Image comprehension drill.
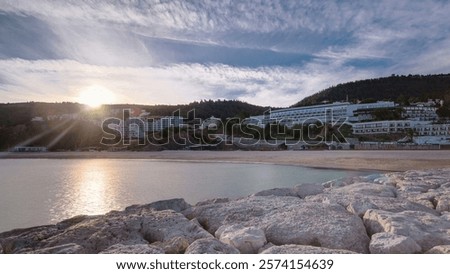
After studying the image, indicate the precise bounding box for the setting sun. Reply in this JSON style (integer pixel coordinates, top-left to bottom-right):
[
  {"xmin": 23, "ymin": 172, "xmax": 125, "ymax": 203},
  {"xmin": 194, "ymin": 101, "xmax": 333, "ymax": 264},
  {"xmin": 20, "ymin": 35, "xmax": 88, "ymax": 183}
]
[{"xmin": 78, "ymin": 85, "xmax": 115, "ymax": 108}]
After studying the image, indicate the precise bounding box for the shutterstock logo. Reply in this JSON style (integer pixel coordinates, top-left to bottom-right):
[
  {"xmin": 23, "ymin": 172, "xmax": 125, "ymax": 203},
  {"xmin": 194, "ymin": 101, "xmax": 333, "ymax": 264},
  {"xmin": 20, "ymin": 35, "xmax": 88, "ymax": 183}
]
[{"xmin": 100, "ymin": 108, "xmax": 349, "ymax": 147}]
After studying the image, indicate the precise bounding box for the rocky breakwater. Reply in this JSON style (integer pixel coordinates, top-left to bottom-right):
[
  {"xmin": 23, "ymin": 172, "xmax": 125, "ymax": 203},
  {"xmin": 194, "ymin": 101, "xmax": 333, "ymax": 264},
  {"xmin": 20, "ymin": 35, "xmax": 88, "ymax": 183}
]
[{"xmin": 1, "ymin": 169, "xmax": 449, "ymax": 254}]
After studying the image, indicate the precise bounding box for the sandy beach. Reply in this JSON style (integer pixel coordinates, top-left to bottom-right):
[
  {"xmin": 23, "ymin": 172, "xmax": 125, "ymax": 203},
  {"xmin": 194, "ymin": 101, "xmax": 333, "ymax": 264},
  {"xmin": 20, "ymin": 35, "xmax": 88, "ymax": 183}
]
[{"xmin": 1, "ymin": 150, "xmax": 450, "ymax": 172}]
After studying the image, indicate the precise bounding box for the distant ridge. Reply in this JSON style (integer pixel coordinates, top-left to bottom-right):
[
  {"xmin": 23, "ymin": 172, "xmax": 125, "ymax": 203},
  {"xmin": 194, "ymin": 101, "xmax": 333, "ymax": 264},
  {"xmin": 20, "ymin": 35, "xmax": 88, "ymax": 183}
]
[
  {"xmin": 106, "ymin": 99, "xmax": 268, "ymax": 120},
  {"xmin": 0, "ymin": 100, "xmax": 268, "ymax": 127},
  {"xmin": 293, "ymin": 74, "xmax": 450, "ymax": 107}
]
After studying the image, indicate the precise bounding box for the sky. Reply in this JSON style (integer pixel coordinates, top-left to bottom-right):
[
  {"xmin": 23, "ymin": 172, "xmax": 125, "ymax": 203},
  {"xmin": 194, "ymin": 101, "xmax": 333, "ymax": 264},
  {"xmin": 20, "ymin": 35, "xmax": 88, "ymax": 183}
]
[{"xmin": 1, "ymin": 0, "xmax": 450, "ymax": 107}]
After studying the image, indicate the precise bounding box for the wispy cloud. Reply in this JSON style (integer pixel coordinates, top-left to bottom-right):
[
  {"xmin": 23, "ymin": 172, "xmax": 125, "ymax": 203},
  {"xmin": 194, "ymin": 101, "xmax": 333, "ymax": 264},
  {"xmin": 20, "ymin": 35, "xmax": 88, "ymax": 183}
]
[{"xmin": 0, "ymin": 59, "xmax": 374, "ymax": 107}]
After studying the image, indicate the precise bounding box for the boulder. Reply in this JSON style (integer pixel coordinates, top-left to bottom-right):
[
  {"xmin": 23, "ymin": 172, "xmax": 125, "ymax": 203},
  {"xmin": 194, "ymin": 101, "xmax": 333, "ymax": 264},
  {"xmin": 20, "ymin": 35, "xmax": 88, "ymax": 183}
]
[
  {"xmin": 293, "ymin": 183, "xmax": 324, "ymax": 198},
  {"xmin": 257, "ymin": 242, "xmax": 276, "ymax": 253},
  {"xmin": 306, "ymin": 190, "xmax": 438, "ymax": 217},
  {"xmin": 384, "ymin": 169, "xmax": 450, "ymax": 212},
  {"xmin": 0, "ymin": 207, "xmax": 211, "ymax": 254},
  {"xmin": 363, "ymin": 209, "xmax": 450, "ymax": 251},
  {"xmin": 27, "ymin": 243, "xmax": 86, "ymax": 254},
  {"xmin": 136, "ymin": 210, "xmax": 212, "ymax": 245},
  {"xmin": 435, "ymin": 196, "xmax": 450, "ymax": 213},
  {"xmin": 196, "ymin": 198, "xmax": 230, "ymax": 206},
  {"xmin": 0, "ymin": 225, "xmax": 65, "ymax": 254},
  {"xmin": 125, "ymin": 198, "xmax": 191, "ymax": 213},
  {"xmin": 183, "ymin": 196, "xmax": 370, "ymax": 253},
  {"xmin": 425, "ymin": 245, "xmax": 450, "ymax": 254},
  {"xmin": 386, "ymin": 170, "xmax": 445, "ymax": 192},
  {"xmin": 369, "ymin": 233, "xmax": 421, "ymax": 254},
  {"xmin": 151, "ymin": 236, "xmax": 190, "ymax": 254},
  {"xmin": 325, "ymin": 182, "xmax": 397, "ymax": 198},
  {"xmin": 100, "ymin": 244, "xmax": 164, "ymax": 254},
  {"xmin": 252, "ymin": 184, "xmax": 324, "ymax": 198},
  {"xmin": 346, "ymin": 200, "xmax": 379, "ymax": 218},
  {"xmin": 0, "ymin": 243, "xmax": 3, "ymax": 254},
  {"xmin": 264, "ymin": 203, "xmax": 369, "ymax": 253},
  {"xmin": 260, "ymin": 244, "xmax": 356, "ymax": 254},
  {"xmin": 399, "ymin": 192, "xmax": 436, "ymax": 210},
  {"xmin": 323, "ymin": 174, "xmax": 382, "ymax": 188},
  {"xmin": 56, "ymin": 215, "xmax": 93, "ymax": 229},
  {"xmin": 252, "ymin": 188, "xmax": 299, "ymax": 198},
  {"xmin": 392, "ymin": 176, "xmax": 450, "ymax": 213},
  {"xmin": 185, "ymin": 238, "xmax": 239, "ymax": 254},
  {"xmin": 215, "ymin": 224, "xmax": 266, "ymax": 254}
]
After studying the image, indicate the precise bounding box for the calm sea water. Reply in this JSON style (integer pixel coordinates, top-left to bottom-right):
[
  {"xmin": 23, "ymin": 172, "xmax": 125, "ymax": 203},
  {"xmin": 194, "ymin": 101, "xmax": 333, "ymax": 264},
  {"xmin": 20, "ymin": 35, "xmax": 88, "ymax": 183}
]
[{"xmin": 0, "ymin": 159, "xmax": 371, "ymax": 233}]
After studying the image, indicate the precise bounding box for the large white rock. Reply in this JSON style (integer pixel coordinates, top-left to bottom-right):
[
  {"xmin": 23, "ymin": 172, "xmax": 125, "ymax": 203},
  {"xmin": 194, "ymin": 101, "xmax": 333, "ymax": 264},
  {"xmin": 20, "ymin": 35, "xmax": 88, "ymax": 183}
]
[
  {"xmin": 215, "ymin": 224, "xmax": 266, "ymax": 254},
  {"xmin": 252, "ymin": 188, "xmax": 299, "ymax": 198},
  {"xmin": 196, "ymin": 198, "xmax": 230, "ymax": 206},
  {"xmin": 400, "ymin": 192, "xmax": 436, "ymax": 210},
  {"xmin": 308, "ymin": 193, "xmax": 437, "ymax": 217},
  {"xmin": 0, "ymin": 225, "xmax": 65, "ymax": 254},
  {"xmin": 0, "ymin": 207, "xmax": 211, "ymax": 254},
  {"xmin": 363, "ymin": 209, "xmax": 450, "ymax": 251},
  {"xmin": 183, "ymin": 196, "xmax": 370, "ymax": 253},
  {"xmin": 125, "ymin": 198, "xmax": 191, "ymax": 213},
  {"xmin": 325, "ymin": 182, "xmax": 397, "ymax": 198},
  {"xmin": 27, "ymin": 243, "xmax": 85, "ymax": 254},
  {"xmin": 293, "ymin": 184, "xmax": 324, "ymax": 198},
  {"xmin": 425, "ymin": 245, "xmax": 450, "ymax": 254},
  {"xmin": 100, "ymin": 244, "xmax": 164, "ymax": 254},
  {"xmin": 151, "ymin": 236, "xmax": 190, "ymax": 254},
  {"xmin": 369, "ymin": 233, "xmax": 421, "ymax": 254},
  {"xmin": 185, "ymin": 238, "xmax": 240, "ymax": 254},
  {"xmin": 252, "ymin": 184, "xmax": 324, "ymax": 198},
  {"xmin": 384, "ymin": 169, "xmax": 450, "ymax": 213},
  {"xmin": 260, "ymin": 244, "xmax": 356, "ymax": 254},
  {"xmin": 385, "ymin": 170, "xmax": 445, "ymax": 192},
  {"xmin": 435, "ymin": 196, "xmax": 450, "ymax": 213},
  {"xmin": 306, "ymin": 185, "xmax": 438, "ymax": 217}
]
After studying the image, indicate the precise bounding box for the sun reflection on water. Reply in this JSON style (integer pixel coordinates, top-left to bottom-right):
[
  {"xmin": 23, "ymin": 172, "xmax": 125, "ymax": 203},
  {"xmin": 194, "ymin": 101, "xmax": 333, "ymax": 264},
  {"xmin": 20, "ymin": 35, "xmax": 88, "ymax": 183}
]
[{"xmin": 50, "ymin": 160, "xmax": 123, "ymax": 222}]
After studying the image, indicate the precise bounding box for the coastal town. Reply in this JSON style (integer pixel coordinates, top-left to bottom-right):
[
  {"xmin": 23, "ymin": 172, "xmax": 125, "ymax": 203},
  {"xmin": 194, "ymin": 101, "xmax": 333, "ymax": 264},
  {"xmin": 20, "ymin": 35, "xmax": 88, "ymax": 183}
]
[{"xmin": 11, "ymin": 97, "xmax": 450, "ymax": 153}]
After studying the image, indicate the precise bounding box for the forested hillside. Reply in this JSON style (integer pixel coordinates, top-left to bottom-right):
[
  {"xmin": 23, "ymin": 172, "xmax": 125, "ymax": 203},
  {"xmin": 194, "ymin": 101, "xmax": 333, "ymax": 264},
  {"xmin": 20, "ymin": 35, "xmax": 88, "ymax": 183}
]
[{"xmin": 293, "ymin": 74, "xmax": 450, "ymax": 107}]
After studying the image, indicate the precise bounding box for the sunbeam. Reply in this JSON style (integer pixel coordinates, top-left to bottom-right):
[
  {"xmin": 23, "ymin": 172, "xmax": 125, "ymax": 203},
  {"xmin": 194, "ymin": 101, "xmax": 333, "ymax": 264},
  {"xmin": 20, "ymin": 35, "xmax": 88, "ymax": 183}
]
[{"xmin": 46, "ymin": 120, "xmax": 79, "ymax": 149}]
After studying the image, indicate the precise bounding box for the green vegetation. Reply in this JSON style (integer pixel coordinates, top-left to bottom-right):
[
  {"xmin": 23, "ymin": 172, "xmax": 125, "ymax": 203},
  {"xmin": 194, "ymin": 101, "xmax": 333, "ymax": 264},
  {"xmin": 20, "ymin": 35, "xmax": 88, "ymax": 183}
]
[
  {"xmin": 0, "ymin": 102, "xmax": 83, "ymax": 127},
  {"xmin": 437, "ymin": 102, "xmax": 450, "ymax": 119},
  {"xmin": 371, "ymin": 108, "xmax": 403, "ymax": 121},
  {"xmin": 106, "ymin": 99, "xmax": 268, "ymax": 120},
  {"xmin": 0, "ymin": 119, "xmax": 103, "ymax": 151},
  {"xmin": 0, "ymin": 100, "xmax": 268, "ymax": 151},
  {"xmin": 293, "ymin": 74, "xmax": 450, "ymax": 108}
]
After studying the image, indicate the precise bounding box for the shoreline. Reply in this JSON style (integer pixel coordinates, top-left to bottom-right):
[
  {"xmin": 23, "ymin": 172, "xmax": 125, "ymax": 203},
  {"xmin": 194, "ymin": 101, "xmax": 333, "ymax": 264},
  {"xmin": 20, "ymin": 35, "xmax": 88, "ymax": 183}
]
[{"xmin": 1, "ymin": 150, "xmax": 450, "ymax": 172}]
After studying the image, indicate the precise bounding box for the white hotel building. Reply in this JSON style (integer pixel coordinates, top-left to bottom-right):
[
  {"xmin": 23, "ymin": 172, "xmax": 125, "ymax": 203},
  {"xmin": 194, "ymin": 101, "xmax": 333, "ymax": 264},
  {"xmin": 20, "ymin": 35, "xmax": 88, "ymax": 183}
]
[
  {"xmin": 246, "ymin": 100, "xmax": 450, "ymax": 146},
  {"xmin": 121, "ymin": 116, "xmax": 185, "ymax": 138},
  {"xmin": 352, "ymin": 120, "xmax": 450, "ymax": 145},
  {"xmin": 248, "ymin": 101, "xmax": 396, "ymax": 127}
]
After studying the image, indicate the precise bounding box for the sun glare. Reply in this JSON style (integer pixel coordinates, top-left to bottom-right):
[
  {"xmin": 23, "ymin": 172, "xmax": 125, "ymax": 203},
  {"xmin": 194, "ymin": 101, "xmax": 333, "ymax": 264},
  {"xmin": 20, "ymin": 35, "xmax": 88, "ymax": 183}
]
[{"xmin": 78, "ymin": 85, "xmax": 115, "ymax": 108}]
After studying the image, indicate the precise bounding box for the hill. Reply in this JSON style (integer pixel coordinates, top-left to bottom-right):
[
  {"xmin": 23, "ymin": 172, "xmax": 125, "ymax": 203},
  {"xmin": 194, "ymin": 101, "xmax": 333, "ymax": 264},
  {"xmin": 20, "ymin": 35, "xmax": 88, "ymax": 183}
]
[
  {"xmin": 106, "ymin": 99, "xmax": 268, "ymax": 120},
  {"xmin": 293, "ymin": 74, "xmax": 450, "ymax": 107},
  {"xmin": 0, "ymin": 100, "xmax": 268, "ymax": 151}
]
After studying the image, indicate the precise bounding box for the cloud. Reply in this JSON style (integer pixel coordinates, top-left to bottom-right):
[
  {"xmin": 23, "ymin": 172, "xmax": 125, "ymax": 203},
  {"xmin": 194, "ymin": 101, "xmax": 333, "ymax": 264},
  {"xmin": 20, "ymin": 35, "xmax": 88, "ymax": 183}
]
[
  {"xmin": 3, "ymin": 1, "xmax": 450, "ymax": 58},
  {"xmin": 0, "ymin": 0, "xmax": 346, "ymax": 33},
  {"xmin": 3, "ymin": 0, "xmax": 447, "ymax": 53},
  {"xmin": 1, "ymin": 0, "xmax": 450, "ymax": 106},
  {"xmin": 0, "ymin": 59, "xmax": 375, "ymax": 107},
  {"xmin": 3, "ymin": 1, "xmax": 449, "ymax": 64}
]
